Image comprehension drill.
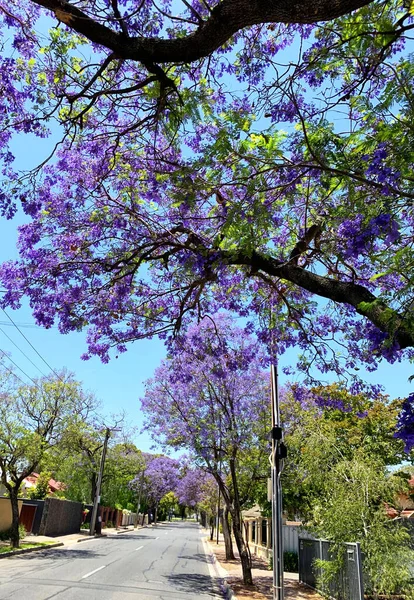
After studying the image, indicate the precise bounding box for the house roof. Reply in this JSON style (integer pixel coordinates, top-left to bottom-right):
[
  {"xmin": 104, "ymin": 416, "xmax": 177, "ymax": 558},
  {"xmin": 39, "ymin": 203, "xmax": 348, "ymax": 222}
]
[{"xmin": 24, "ymin": 473, "xmax": 65, "ymax": 492}]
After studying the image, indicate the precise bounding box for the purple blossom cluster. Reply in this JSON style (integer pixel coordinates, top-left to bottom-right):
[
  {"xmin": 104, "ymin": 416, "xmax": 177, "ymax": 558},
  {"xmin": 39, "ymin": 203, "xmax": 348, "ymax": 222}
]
[
  {"xmin": 0, "ymin": 0, "xmax": 411, "ymax": 395},
  {"xmin": 394, "ymin": 394, "xmax": 414, "ymax": 453},
  {"xmin": 336, "ymin": 213, "xmax": 400, "ymax": 260}
]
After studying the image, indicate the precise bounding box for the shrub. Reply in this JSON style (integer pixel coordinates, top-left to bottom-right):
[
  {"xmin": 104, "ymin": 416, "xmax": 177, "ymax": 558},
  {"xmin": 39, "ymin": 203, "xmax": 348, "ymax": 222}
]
[
  {"xmin": 0, "ymin": 524, "xmax": 26, "ymax": 542},
  {"xmin": 268, "ymin": 551, "xmax": 299, "ymax": 573},
  {"xmin": 284, "ymin": 551, "xmax": 299, "ymax": 572}
]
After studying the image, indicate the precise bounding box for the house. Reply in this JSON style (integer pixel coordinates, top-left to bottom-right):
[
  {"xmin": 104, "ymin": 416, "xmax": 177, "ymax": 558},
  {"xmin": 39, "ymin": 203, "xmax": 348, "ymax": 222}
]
[
  {"xmin": 21, "ymin": 473, "xmax": 66, "ymax": 497},
  {"xmin": 386, "ymin": 474, "xmax": 414, "ymax": 519}
]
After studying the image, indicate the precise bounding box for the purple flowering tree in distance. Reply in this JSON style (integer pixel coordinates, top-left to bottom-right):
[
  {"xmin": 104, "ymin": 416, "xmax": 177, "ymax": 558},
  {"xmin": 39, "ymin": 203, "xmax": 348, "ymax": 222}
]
[
  {"xmin": 0, "ymin": 2, "xmax": 414, "ymax": 440},
  {"xmin": 131, "ymin": 455, "xmax": 180, "ymax": 523},
  {"xmin": 141, "ymin": 315, "xmax": 270, "ymax": 585},
  {"xmin": 175, "ymin": 468, "xmax": 208, "ymax": 510}
]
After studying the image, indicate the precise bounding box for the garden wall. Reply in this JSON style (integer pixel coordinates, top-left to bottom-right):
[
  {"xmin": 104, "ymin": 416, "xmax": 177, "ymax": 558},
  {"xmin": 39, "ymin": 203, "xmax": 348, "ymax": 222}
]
[
  {"xmin": 39, "ymin": 497, "xmax": 83, "ymax": 536},
  {"xmin": 0, "ymin": 497, "xmax": 22, "ymax": 532}
]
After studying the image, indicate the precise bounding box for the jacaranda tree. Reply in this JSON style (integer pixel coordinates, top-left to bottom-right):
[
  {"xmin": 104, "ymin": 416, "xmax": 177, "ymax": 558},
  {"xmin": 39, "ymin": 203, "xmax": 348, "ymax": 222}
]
[
  {"xmin": 0, "ymin": 2, "xmax": 413, "ymax": 441},
  {"xmin": 141, "ymin": 315, "xmax": 270, "ymax": 585},
  {"xmin": 130, "ymin": 455, "xmax": 181, "ymax": 523}
]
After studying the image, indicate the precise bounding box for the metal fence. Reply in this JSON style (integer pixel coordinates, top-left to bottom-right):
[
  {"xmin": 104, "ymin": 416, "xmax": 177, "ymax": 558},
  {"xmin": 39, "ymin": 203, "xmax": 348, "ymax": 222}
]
[{"xmin": 299, "ymin": 537, "xmax": 364, "ymax": 600}]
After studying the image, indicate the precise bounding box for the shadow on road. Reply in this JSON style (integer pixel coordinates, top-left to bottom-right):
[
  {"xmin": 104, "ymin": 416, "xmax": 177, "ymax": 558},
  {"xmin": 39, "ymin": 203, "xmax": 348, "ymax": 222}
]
[
  {"xmin": 166, "ymin": 573, "xmax": 216, "ymax": 596},
  {"xmin": 105, "ymin": 535, "xmax": 158, "ymax": 540},
  {"xmin": 178, "ymin": 553, "xmax": 209, "ymax": 563}
]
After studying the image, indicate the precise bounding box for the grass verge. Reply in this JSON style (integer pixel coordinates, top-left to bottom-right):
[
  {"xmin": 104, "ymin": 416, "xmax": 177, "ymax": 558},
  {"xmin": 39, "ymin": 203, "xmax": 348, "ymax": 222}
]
[{"xmin": 0, "ymin": 541, "xmax": 55, "ymax": 554}]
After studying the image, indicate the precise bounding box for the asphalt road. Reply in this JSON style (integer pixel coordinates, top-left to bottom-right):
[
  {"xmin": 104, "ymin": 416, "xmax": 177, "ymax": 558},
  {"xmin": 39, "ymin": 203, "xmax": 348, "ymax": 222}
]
[{"xmin": 0, "ymin": 522, "xmax": 223, "ymax": 599}]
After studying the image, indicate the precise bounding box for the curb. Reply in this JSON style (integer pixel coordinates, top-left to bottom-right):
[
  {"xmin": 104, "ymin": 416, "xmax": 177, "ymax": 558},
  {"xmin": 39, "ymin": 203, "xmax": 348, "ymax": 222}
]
[
  {"xmin": 116, "ymin": 527, "xmax": 135, "ymax": 534},
  {"xmin": 76, "ymin": 527, "xmax": 136, "ymax": 541},
  {"xmin": 202, "ymin": 536, "xmax": 237, "ymax": 600},
  {"xmin": 0, "ymin": 542, "xmax": 64, "ymax": 559},
  {"xmin": 77, "ymin": 535, "xmax": 105, "ymax": 543}
]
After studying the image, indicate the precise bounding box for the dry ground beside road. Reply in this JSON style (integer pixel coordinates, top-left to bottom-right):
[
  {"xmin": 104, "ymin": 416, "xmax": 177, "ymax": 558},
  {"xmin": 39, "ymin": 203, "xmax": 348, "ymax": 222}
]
[{"xmin": 207, "ymin": 539, "xmax": 322, "ymax": 600}]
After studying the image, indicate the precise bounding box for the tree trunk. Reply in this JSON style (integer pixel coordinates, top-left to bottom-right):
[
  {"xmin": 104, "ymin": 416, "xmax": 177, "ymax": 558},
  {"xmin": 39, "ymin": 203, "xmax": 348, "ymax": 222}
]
[
  {"xmin": 222, "ymin": 506, "xmax": 235, "ymax": 560},
  {"xmin": 210, "ymin": 516, "xmax": 215, "ymax": 541},
  {"xmin": 231, "ymin": 508, "xmax": 253, "ymax": 585},
  {"xmin": 9, "ymin": 487, "xmax": 21, "ymax": 549}
]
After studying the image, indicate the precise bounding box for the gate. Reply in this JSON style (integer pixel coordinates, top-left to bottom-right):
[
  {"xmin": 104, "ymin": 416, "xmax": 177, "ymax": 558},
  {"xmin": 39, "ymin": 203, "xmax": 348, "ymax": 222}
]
[{"xmin": 19, "ymin": 504, "xmax": 37, "ymax": 533}]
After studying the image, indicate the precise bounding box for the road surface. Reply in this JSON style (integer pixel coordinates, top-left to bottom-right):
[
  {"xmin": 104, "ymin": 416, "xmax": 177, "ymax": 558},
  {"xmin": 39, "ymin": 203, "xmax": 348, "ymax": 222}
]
[{"xmin": 0, "ymin": 521, "xmax": 223, "ymax": 599}]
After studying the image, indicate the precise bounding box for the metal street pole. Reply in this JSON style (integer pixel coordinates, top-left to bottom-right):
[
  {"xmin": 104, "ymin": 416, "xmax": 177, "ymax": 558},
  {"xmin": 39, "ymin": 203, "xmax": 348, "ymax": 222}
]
[
  {"xmin": 216, "ymin": 418, "xmax": 222, "ymax": 545},
  {"xmin": 216, "ymin": 487, "xmax": 221, "ymax": 544},
  {"xmin": 89, "ymin": 427, "xmax": 111, "ymax": 536},
  {"xmin": 270, "ymin": 363, "xmax": 286, "ymax": 600}
]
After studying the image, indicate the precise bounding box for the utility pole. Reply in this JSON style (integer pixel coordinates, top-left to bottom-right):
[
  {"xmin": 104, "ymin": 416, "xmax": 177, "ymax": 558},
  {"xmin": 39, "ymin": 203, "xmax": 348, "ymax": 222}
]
[
  {"xmin": 134, "ymin": 469, "xmax": 145, "ymax": 528},
  {"xmin": 270, "ymin": 363, "xmax": 286, "ymax": 600},
  {"xmin": 89, "ymin": 427, "xmax": 111, "ymax": 536}
]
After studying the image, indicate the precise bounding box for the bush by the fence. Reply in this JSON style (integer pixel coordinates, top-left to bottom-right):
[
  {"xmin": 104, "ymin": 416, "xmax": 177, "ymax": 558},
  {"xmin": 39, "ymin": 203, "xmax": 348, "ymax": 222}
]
[
  {"xmin": 0, "ymin": 524, "xmax": 26, "ymax": 542},
  {"xmin": 268, "ymin": 551, "xmax": 299, "ymax": 573},
  {"xmin": 284, "ymin": 551, "xmax": 299, "ymax": 572}
]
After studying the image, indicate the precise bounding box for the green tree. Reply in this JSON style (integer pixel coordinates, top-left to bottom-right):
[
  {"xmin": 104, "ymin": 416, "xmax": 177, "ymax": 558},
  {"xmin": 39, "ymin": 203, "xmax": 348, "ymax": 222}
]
[
  {"xmin": 101, "ymin": 443, "xmax": 145, "ymax": 509},
  {"xmin": 280, "ymin": 385, "xmax": 414, "ymax": 597},
  {"xmin": 0, "ymin": 370, "xmax": 94, "ymax": 548},
  {"xmin": 26, "ymin": 471, "xmax": 52, "ymax": 500},
  {"xmin": 158, "ymin": 491, "xmax": 179, "ymax": 521}
]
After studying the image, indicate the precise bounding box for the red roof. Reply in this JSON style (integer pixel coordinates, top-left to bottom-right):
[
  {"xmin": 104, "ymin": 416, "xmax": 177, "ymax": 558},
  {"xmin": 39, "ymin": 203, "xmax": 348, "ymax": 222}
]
[{"xmin": 24, "ymin": 473, "xmax": 65, "ymax": 493}]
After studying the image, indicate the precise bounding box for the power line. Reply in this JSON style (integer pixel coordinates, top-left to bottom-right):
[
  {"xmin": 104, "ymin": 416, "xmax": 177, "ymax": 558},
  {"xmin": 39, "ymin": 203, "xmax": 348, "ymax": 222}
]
[
  {"xmin": 0, "ymin": 320, "xmax": 56, "ymax": 329},
  {"xmin": 0, "ymin": 349, "xmax": 40, "ymax": 387},
  {"xmin": 0, "ymin": 359, "xmax": 28, "ymax": 388},
  {"xmin": 0, "ymin": 326, "xmax": 48, "ymax": 378},
  {"xmin": 1, "ymin": 309, "xmax": 65, "ymax": 383}
]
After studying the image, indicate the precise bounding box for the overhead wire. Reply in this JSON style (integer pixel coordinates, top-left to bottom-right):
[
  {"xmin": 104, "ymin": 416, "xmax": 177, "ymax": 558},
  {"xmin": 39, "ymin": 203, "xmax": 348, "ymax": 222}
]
[
  {"xmin": 0, "ymin": 326, "xmax": 49, "ymax": 378},
  {"xmin": 1, "ymin": 309, "xmax": 65, "ymax": 383},
  {"xmin": 0, "ymin": 358, "xmax": 28, "ymax": 387},
  {"xmin": 0, "ymin": 349, "xmax": 40, "ymax": 387}
]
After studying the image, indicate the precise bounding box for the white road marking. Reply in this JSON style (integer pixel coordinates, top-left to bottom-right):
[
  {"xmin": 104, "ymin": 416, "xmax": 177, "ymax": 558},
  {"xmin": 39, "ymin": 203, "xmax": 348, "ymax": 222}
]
[
  {"xmin": 164, "ymin": 532, "xmax": 168, "ymax": 535},
  {"xmin": 155, "ymin": 536, "xmax": 159, "ymax": 540},
  {"xmin": 134, "ymin": 545, "xmax": 144, "ymax": 551},
  {"xmin": 81, "ymin": 565, "xmax": 106, "ymax": 579}
]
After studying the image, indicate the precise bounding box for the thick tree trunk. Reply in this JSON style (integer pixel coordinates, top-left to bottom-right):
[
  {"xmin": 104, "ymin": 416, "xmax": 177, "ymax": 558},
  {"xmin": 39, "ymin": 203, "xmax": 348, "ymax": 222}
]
[
  {"xmin": 231, "ymin": 508, "xmax": 253, "ymax": 585},
  {"xmin": 222, "ymin": 506, "xmax": 235, "ymax": 560},
  {"xmin": 9, "ymin": 488, "xmax": 21, "ymax": 549}
]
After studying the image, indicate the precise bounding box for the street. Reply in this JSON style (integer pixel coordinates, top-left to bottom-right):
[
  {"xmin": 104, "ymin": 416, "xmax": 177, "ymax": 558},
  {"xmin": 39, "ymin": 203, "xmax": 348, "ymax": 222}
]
[{"xmin": 0, "ymin": 522, "xmax": 223, "ymax": 599}]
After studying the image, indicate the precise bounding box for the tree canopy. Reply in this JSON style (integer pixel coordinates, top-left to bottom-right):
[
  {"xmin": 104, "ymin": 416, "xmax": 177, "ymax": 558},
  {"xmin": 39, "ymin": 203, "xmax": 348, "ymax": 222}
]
[
  {"xmin": 141, "ymin": 315, "xmax": 270, "ymax": 583},
  {"xmin": 0, "ymin": 369, "xmax": 95, "ymax": 546},
  {"xmin": 0, "ymin": 2, "xmax": 414, "ymax": 410},
  {"xmin": 279, "ymin": 384, "xmax": 413, "ymax": 596}
]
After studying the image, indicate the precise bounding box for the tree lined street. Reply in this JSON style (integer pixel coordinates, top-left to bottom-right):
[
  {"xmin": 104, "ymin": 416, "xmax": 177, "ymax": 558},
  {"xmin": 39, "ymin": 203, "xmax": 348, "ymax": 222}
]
[{"xmin": 0, "ymin": 523, "xmax": 221, "ymax": 600}]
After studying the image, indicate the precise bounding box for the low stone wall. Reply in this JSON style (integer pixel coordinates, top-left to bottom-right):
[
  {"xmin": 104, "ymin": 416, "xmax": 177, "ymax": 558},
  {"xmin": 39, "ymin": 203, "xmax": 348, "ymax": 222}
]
[{"xmin": 39, "ymin": 497, "xmax": 83, "ymax": 536}]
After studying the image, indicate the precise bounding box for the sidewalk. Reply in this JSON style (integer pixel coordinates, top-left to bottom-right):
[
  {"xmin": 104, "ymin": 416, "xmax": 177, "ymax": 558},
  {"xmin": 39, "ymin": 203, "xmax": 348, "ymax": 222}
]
[
  {"xmin": 23, "ymin": 524, "xmax": 137, "ymax": 547},
  {"xmin": 207, "ymin": 538, "xmax": 322, "ymax": 600}
]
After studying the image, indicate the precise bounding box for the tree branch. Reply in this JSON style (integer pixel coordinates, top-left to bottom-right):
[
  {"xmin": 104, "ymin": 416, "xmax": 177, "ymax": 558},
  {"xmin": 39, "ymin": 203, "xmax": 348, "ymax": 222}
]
[
  {"xmin": 32, "ymin": 0, "xmax": 374, "ymax": 65},
  {"xmin": 220, "ymin": 248, "xmax": 414, "ymax": 349}
]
